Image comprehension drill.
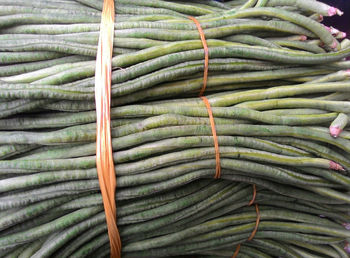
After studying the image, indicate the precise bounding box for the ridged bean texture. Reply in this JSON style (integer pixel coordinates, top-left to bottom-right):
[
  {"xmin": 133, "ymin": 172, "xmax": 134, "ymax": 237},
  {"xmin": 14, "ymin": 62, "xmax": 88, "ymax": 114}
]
[{"xmin": 0, "ymin": 0, "xmax": 350, "ymax": 257}]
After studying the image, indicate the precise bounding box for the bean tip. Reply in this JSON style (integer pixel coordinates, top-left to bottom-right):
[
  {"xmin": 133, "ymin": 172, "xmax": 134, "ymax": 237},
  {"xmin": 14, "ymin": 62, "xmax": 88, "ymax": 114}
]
[
  {"xmin": 300, "ymin": 35, "xmax": 307, "ymax": 41},
  {"xmin": 337, "ymin": 31, "xmax": 347, "ymax": 39},
  {"xmin": 343, "ymin": 223, "xmax": 350, "ymax": 230},
  {"xmin": 329, "ymin": 126, "xmax": 342, "ymax": 138},
  {"xmin": 330, "ymin": 26, "xmax": 339, "ymax": 35},
  {"xmin": 336, "ymin": 8, "xmax": 344, "ymax": 16},
  {"xmin": 318, "ymin": 15, "xmax": 323, "ymax": 22},
  {"xmin": 345, "ymin": 242, "xmax": 350, "ymax": 254},
  {"xmin": 328, "ymin": 7, "xmax": 337, "ymax": 16},
  {"xmin": 329, "ymin": 161, "xmax": 345, "ymax": 171},
  {"xmin": 331, "ymin": 40, "xmax": 338, "ymax": 49},
  {"xmin": 327, "ymin": 7, "xmax": 343, "ymax": 16}
]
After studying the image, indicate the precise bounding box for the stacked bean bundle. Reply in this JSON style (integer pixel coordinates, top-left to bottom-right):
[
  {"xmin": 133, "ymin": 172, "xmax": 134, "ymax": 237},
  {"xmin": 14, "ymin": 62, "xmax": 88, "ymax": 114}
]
[{"xmin": 1, "ymin": 0, "xmax": 350, "ymax": 257}]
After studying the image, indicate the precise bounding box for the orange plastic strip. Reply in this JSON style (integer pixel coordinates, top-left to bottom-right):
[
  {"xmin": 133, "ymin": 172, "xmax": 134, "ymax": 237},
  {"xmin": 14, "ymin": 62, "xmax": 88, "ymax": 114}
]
[
  {"xmin": 188, "ymin": 16, "xmax": 209, "ymax": 96},
  {"xmin": 232, "ymin": 244, "xmax": 241, "ymax": 258},
  {"xmin": 95, "ymin": 0, "xmax": 122, "ymax": 257},
  {"xmin": 201, "ymin": 96, "xmax": 221, "ymax": 179},
  {"xmin": 248, "ymin": 204, "xmax": 261, "ymax": 241},
  {"xmin": 248, "ymin": 184, "xmax": 257, "ymax": 206}
]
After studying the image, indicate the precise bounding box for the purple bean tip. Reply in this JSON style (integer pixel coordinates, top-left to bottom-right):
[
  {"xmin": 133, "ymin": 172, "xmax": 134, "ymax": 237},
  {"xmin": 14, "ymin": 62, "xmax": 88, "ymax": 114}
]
[
  {"xmin": 329, "ymin": 161, "xmax": 345, "ymax": 171},
  {"xmin": 331, "ymin": 39, "xmax": 338, "ymax": 49},
  {"xmin": 338, "ymin": 32, "xmax": 347, "ymax": 39},
  {"xmin": 343, "ymin": 223, "xmax": 350, "ymax": 230},
  {"xmin": 328, "ymin": 7, "xmax": 337, "ymax": 16},
  {"xmin": 345, "ymin": 242, "xmax": 350, "ymax": 254},
  {"xmin": 329, "ymin": 126, "xmax": 342, "ymax": 138}
]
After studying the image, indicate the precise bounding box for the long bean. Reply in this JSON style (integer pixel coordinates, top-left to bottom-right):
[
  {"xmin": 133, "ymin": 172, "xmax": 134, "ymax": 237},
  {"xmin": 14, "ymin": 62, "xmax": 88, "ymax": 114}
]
[{"xmin": 1, "ymin": 1, "xmax": 350, "ymax": 257}]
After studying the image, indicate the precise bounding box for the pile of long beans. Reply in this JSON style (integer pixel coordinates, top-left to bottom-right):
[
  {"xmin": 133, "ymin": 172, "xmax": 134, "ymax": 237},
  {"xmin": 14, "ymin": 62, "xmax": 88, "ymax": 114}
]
[{"xmin": 1, "ymin": 0, "xmax": 350, "ymax": 257}]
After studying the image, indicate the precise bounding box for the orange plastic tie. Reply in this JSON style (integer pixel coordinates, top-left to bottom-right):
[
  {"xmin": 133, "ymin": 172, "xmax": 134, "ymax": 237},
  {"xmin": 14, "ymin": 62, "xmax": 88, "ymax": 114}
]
[
  {"xmin": 200, "ymin": 96, "xmax": 221, "ymax": 179},
  {"xmin": 231, "ymin": 244, "xmax": 241, "ymax": 258},
  {"xmin": 95, "ymin": 0, "xmax": 122, "ymax": 257},
  {"xmin": 188, "ymin": 16, "xmax": 209, "ymax": 96},
  {"xmin": 248, "ymin": 184, "xmax": 257, "ymax": 206},
  {"xmin": 248, "ymin": 203, "xmax": 261, "ymax": 241}
]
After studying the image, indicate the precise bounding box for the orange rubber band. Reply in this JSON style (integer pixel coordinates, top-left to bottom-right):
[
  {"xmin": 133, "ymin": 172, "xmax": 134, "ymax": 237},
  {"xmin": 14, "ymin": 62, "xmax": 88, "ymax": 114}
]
[
  {"xmin": 188, "ymin": 16, "xmax": 209, "ymax": 96},
  {"xmin": 232, "ymin": 186, "xmax": 259, "ymax": 257},
  {"xmin": 231, "ymin": 244, "xmax": 241, "ymax": 258},
  {"xmin": 248, "ymin": 204, "xmax": 261, "ymax": 241},
  {"xmin": 189, "ymin": 16, "xmax": 220, "ymax": 179},
  {"xmin": 248, "ymin": 184, "xmax": 257, "ymax": 206},
  {"xmin": 200, "ymin": 96, "xmax": 221, "ymax": 179},
  {"xmin": 95, "ymin": 0, "xmax": 121, "ymax": 257}
]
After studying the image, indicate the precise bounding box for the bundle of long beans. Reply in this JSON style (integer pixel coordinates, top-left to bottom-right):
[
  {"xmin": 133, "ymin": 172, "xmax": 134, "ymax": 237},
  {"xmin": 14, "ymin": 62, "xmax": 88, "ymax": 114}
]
[{"xmin": 1, "ymin": 0, "xmax": 350, "ymax": 257}]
